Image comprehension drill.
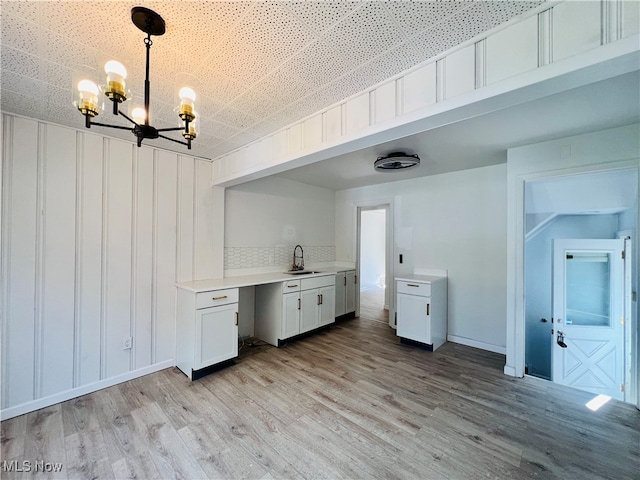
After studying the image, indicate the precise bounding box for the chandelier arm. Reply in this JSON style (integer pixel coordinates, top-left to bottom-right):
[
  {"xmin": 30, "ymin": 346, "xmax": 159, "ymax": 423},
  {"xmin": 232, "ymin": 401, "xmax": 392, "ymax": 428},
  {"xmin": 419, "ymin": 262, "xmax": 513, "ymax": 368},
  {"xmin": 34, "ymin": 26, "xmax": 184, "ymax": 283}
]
[
  {"xmin": 156, "ymin": 126, "xmax": 186, "ymax": 133},
  {"xmin": 157, "ymin": 133, "xmax": 189, "ymax": 146},
  {"xmin": 118, "ymin": 110, "xmax": 140, "ymax": 127},
  {"xmin": 89, "ymin": 121, "xmax": 136, "ymax": 132}
]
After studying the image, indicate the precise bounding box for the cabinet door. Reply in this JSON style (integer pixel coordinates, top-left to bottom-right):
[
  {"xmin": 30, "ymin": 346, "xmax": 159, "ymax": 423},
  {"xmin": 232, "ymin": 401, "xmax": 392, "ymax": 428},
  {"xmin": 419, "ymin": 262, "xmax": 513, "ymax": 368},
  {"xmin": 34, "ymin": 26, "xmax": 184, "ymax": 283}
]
[
  {"xmin": 195, "ymin": 303, "xmax": 238, "ymax": 369},
  {"xmin": 335, "ymin": 272, "xmax": 346, "ymax": 316},
  {"xmin": 300, "ymin": 288, "xmax": 320, "ymax": 334},
  {"xmin": 396, "ymin": 293, "xmax": 430, "ymax": 343},
  {"xmin": 319, "ymin": 285, "xmax": 336, "ymax": 326},
  {"xmin": 282, "ymin": 292, "xmax": 300, "ymax": 339},
  {"xmin": 345, "ymin": 270, "xmax": 357, "ymax": 313}
]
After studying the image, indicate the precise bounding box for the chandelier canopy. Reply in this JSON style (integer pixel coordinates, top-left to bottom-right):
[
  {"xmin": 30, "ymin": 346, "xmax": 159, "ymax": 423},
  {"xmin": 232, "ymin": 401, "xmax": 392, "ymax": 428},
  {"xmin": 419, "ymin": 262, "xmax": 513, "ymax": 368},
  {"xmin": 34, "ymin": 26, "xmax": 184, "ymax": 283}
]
[{"xmin": 75, "ymin": 7, "xmax": 197, "ymax": 149}]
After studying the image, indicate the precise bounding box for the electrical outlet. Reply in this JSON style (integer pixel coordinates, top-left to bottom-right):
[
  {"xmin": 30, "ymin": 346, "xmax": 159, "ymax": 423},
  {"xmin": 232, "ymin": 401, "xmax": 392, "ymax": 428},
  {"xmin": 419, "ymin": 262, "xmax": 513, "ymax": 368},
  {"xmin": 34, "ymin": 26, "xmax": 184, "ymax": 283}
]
[{"xmin": 122, "ymin": 336, "xmax": 132, "ymax": 350}]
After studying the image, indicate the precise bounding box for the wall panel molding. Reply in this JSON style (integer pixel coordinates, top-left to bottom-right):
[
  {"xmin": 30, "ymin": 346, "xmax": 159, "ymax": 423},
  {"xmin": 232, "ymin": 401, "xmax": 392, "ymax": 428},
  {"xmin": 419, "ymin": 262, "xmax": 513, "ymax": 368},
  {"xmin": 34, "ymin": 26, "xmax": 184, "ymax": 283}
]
[
  {"xmin": 1, "ymin": 114, "xmax": 214, "ymax": 419},
  {"xmin": 73, "ymin": 131, "xmax": 83, "ymax": 388},
  {"xmin": 34, "ymin": 121, "xmax": 45, "ymax": 398},
  {"xmin": 100, "ymin": 137, "xmax": 109, "ymax": 380}
]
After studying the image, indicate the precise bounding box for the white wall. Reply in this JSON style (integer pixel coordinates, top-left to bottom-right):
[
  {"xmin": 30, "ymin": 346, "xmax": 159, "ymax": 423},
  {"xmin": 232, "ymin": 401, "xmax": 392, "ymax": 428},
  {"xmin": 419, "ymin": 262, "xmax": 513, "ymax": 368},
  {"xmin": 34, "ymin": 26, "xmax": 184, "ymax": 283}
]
[
  {"xmin": 360, "ymin": 209, "xmax": 386, "ymax": 290},
  {"xmin": 224, "ymin": 176, "xmax": 335, "ymax": 273},
  {"xmin": 1, "ymin": 114, "xmax": 215, "ymax": 419},
  {"xmin": 525, "ymin": 214, "xmax": 621, "ymax": 379},
  {"xmin": 336, "ymin": 164, "xmax": 507, "ymax": 352}
]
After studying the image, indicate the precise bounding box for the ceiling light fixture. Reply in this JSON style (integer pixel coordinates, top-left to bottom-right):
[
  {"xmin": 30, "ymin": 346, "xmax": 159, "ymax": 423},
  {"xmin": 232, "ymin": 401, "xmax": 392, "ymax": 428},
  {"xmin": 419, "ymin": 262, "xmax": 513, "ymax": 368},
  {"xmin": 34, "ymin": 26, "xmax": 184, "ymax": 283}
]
[
  {"xmin": 374, "ymin": 152, "xmax": 420, "ymax": 172},
  {"xmin": 74, "ymin": 7, "xmax": 196, "ymax": 149}
]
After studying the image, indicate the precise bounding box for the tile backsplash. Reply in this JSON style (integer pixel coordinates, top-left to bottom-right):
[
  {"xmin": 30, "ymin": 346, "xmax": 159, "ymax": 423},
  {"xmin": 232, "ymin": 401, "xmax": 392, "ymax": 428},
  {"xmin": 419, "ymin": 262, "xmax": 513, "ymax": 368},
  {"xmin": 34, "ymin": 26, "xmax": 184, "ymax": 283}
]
[{"xmin": 225, "ymin": 245, "xmax": 335, "ymax": 270}]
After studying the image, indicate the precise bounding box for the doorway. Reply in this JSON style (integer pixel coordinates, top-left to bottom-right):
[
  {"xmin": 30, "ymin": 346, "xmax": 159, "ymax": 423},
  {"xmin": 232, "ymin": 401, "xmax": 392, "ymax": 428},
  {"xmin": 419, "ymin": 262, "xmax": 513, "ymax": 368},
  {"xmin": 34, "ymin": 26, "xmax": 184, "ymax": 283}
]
[
  {"xmin": 357, "ymin": 206, "xmax": 390, "ymax": 325},
  {"xmin": 523, "ymin": 168, "xmax": 637, "ymax": 402}
]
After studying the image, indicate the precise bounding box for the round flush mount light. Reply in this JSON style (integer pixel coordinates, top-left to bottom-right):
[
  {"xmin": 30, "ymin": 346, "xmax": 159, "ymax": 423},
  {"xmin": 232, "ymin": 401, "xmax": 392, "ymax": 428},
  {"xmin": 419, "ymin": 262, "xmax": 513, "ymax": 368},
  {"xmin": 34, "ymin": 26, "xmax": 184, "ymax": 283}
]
[{"xmin": 374, "ymin": 152, "xmax": 420, "ymax": 172}]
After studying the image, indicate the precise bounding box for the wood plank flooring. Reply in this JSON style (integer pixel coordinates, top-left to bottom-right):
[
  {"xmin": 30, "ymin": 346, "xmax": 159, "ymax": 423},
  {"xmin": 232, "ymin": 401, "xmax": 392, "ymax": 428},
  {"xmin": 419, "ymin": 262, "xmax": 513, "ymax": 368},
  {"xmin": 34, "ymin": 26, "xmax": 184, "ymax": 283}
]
[{"xmin": 2, "ymin": 310, "xmax": 639, "ymax": 479}]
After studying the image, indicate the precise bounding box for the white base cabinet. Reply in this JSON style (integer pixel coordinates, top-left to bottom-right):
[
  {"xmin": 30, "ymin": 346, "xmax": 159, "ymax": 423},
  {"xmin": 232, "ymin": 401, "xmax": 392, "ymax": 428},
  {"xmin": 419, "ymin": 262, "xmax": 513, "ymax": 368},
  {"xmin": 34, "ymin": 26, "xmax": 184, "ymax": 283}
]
[
  {"xmin": 256, "ymin": 274, "xmax": 335, "ymax": 346},
  {"xmin": 335, "ymin": 269, "xmax": 357, "ymax": 317},
  {"xmin": 176, "ymin": 288, "xmax": 239, "ymax": 379},
  {"xmin": 396, "ymin": 275, "xmax": 447, "ymax": 351}
]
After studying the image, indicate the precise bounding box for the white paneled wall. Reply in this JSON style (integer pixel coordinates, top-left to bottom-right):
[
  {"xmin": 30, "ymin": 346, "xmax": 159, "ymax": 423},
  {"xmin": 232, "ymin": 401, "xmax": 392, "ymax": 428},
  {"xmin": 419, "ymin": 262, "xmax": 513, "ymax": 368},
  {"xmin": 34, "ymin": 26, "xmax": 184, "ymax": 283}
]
[
  {"xmin": 212, "ymin": 0, "xmax": 640, "ymax": 185},
  {"xmin": 1, "ymin": 114, "xmax": 215, "ymax": 419}
]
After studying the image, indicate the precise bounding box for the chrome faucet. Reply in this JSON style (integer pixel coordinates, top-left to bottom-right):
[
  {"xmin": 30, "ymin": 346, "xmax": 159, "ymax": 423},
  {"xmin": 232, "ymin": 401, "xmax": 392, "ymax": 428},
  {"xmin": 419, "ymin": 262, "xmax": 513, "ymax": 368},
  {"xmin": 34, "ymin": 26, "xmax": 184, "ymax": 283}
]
[{"xmin": 292, "ymin": 245, "xmax": 304, "ymax": 271}]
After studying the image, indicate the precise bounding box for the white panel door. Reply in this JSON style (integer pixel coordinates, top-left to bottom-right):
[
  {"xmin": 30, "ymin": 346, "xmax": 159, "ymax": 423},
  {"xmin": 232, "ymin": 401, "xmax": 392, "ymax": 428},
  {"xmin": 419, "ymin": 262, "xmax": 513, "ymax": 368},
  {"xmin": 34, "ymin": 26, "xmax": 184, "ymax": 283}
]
[
  {"xmin": 397, "ymin": 293, "xmax": 430, "ymax": 343},
  {"xmin": 282, "ymin": 292, "xmax": 300, "ymax": 339},
  {"xmin": 195, "ymin": 304, "xmax": 238, "ymax": 369},
  {"xmin": 300, "ymin": 289, "xmax": 320, "ymax": 334},
  {"xmin": 319, "ymin": 285, "xmax": 335, "ymax": 326},
  {"xmin": 552, "ymin": 239, "xmax": 625, "ymax": 400}
]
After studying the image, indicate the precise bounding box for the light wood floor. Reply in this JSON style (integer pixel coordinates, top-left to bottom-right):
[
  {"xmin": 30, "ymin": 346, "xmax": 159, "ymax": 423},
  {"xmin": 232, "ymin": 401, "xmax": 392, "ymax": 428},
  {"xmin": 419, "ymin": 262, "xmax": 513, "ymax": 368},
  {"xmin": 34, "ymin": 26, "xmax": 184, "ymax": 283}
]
[{"xmin": 2, "ymin": 308, "xmax": 639, "ymax": 479}]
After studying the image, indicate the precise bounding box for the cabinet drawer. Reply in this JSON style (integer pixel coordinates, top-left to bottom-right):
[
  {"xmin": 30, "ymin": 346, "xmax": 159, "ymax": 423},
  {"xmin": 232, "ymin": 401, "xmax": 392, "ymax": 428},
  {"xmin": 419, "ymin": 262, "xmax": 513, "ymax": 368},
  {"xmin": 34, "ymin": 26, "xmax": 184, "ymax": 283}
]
[
  {"xmin": 397, "ymin": 280, "xmax": 431, "ymax": 297},
  {"xmin": 196, "ymin": 288, "xmax": 239, "ymax": 309},
  {"xmin": 282, "ymin": 280, "xmax": 302, "ymax": 292},
  {"xmin": 301, "ymin": 274, "xmax": 335, "ymax": 290}
]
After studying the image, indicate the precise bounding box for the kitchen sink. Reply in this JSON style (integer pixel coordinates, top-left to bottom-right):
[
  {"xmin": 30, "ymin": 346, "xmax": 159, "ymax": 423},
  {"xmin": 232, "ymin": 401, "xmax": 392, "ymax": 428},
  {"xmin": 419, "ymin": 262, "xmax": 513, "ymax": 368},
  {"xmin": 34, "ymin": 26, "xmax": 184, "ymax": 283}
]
[{"xmin": 284, "ymin": 270, "xmax": 321, "ymax": 275}]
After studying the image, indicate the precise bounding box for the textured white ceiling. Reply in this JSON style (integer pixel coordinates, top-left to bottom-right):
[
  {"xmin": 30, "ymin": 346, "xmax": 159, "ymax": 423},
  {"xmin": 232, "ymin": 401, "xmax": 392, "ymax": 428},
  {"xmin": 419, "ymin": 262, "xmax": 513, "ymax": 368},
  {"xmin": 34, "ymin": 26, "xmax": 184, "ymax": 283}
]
[{"xmin": 1, "ymin": 0, "xmax": 546, "ymax": 160}]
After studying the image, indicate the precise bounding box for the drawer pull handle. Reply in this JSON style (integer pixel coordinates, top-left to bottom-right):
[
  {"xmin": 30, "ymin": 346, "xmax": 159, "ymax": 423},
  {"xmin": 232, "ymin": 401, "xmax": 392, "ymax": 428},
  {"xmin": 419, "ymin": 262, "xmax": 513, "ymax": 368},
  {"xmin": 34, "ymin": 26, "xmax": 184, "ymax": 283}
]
[
  {"xmin": 317, "ymin": 294, "xmax": 321, "ymax": 305},
  {"xmin": 212, "ymin": 295, "xmax": 228, "ymax": 300},
  {"xmin": 354, "ymin": 275, "xmax": 357, "ymax": 284},
  {"xmin": 426, "ymin": 304, "xmax": 430, "ymax": 316},
  {"xmin": 343, "ymin": 276, "xmax": 346, "ymax": 286},
  {"xmin": 298, "ymin": 298, "xmax": 301, "ymax": 310},
  {"xmin": 406, "ymin": 284, "xmax": 420, "ymax": 287},
  {"xmin": 235, "ymin": 312, "xmax": 239, "ymax": 326},
  {"xmin": 288, "ymin": 284, "xmax": 299, "ymax": 288}
]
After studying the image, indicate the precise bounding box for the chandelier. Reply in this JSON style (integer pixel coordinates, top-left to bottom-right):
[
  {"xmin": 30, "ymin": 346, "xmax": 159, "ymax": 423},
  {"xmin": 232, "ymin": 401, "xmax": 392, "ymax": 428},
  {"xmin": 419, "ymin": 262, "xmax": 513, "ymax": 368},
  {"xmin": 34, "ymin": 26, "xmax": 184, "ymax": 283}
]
[{"xmin": 75, "ymin": 7, "xmax": 197, "ymax": 149}]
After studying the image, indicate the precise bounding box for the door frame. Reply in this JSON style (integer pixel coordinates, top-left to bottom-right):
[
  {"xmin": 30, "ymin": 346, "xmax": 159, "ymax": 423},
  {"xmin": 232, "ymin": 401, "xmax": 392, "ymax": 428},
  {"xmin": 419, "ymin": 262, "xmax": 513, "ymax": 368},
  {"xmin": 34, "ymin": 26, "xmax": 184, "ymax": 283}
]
[
  {"xmin": 506, "ymin": 158, "xmax": 639, "ymax": 405},
  {"xmin": 354, "ymin": 199, "xmax": 394, "ymax": 326}
]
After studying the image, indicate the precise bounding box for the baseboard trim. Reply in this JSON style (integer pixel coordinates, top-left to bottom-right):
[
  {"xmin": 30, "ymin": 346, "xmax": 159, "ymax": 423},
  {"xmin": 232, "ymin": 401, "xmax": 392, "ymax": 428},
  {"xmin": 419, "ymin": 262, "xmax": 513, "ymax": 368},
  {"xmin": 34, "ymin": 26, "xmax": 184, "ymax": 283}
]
[
  {"xmin": 0, "ymin": 360, "xmax": 174, "ymax": 420},
  {"xmin": 447, "ymin": 335, "xmax": 506, "ymax": 355}
]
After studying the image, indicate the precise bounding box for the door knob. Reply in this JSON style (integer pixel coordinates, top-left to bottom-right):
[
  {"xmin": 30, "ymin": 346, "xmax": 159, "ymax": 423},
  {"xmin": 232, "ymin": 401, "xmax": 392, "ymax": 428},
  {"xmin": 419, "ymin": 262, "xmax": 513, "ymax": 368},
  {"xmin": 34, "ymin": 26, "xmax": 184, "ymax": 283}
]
[{"xmin": 557, "ymin": 330, "xmax": 567, "ymax": 348}]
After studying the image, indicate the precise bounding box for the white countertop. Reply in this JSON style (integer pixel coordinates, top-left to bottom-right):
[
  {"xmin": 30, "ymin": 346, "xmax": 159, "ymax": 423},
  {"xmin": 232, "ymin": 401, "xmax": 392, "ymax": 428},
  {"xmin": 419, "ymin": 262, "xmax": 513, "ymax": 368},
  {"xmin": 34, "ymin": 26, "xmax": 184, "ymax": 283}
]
[
  {"xmin": 395, "ymin": 273, "xmax": 447, "ymax": 283},
  {"xmin": 177, "ymin": 269, "xmax": 342, "ymax": 293}
]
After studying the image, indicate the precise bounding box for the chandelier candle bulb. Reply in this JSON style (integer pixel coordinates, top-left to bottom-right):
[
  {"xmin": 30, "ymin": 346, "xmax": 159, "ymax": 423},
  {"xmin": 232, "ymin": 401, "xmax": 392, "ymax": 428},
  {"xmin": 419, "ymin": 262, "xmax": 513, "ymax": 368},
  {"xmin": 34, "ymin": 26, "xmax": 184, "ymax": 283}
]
[
  {"xmin": 76, "ymin": 79, "xmax": 100, "ymax": 117},
  {"xmin": 178, "ymin": 86, "xmax": 196, "ymax": 122},
  {"xmin": 104, "ymin": 60, "xmax": 128, "ymax": 103},
  {"xmin": 131, "ymin": 106, "xmax": 147, "ymax": 125}
]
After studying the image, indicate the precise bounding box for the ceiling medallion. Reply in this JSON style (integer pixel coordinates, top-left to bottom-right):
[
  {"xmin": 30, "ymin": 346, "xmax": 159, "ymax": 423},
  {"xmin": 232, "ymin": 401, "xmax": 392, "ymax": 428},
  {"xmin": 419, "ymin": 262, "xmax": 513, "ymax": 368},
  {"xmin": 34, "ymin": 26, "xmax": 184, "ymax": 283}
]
[
  {"xmin": 374, "ymin": 152, "xmax": 421, "ymax": 172},
  {"xmin": 74, "ymin": 7, "xmax": 197, "ymax": 149}
]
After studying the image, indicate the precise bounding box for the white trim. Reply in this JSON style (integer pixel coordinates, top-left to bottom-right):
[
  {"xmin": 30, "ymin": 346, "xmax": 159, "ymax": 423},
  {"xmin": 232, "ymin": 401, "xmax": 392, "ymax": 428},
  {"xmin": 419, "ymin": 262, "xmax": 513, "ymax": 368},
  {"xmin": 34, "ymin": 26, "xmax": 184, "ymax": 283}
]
[
  {"xmin": 0, "ymin": 360, "xmax": 174, "ymax": 421},
  {"xmin": 448, "ymin": 335, "xmax": 506, "ymax": 355},
  {"xmin": 354, "ymin": 198, "xmax": 395, "ymax": 327}
]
